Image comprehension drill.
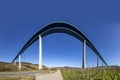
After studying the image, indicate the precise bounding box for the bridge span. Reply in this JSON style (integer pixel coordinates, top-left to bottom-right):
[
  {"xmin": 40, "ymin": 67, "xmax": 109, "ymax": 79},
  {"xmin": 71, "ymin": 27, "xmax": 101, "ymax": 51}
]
[{"xmin": 12, "ymin": 22, "xmax": 108, "ymax": 70}]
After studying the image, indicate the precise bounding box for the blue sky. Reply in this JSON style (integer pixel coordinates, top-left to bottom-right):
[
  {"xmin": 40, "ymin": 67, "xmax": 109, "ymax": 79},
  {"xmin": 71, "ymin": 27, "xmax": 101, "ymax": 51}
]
[{"xmin": 0, "ymin": 0, "xmax": 120, "ymax": 67}]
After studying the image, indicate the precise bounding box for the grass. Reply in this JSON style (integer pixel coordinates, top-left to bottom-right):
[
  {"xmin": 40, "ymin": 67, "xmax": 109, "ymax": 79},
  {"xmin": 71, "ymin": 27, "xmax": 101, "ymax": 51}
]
[
  {"xmin": 0, "ymin": 61, "xmax": 58, "ymax": 80},
  {"xmin": 0, "ymin": 61, "xmax": 48, "ymax": 72},
  {"xmin": 0, "ymin": 76, "xmax": 35, "ymax": 80},
  {"xmin": 61, "ymin": 66, "xmax": 120, "ymax": 80},
  {"xmin": 0, "ymin": 61, "xmax": 49, "ymax": 80},
  {"xmin": 0, "ymin": 62, "xmax": 17, "ymax": 72}
]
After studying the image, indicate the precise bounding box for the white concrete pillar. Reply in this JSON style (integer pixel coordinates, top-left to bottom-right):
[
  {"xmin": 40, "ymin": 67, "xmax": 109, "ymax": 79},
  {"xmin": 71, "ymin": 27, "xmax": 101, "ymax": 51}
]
[
  {"xmin": 82, "ymin": 40, "xmax": 86, "ymax": 69},
  {"xmin": 97, "ymin": 57, "xmax": 99, "ymax": 67},
  {"xmin": 14, "ymin": 60, "xmax": 16, "ymax": 65},
  {"xmin": 102, "ymin": 61, "xmax": 104, "ymax": 66},
  {"xmin": 19, "ymin": 55, "xmax": 21, "ymax": 70},
  {"xmin": 39, "ymin": 35, "xmax": 42, "ymax": 70}
]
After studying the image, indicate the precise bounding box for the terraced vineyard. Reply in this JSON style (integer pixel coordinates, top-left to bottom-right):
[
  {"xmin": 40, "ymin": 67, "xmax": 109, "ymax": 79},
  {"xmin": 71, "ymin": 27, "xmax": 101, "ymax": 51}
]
[{"xmin": 61, "ymin": 66, "xmax": 120, "ymax": 80}]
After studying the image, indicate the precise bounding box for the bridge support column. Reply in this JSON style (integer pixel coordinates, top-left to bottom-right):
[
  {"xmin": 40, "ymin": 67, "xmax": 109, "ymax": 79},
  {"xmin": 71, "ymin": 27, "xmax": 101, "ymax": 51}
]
[
  {"xmin": 102, "ymin": 62, "xmax": 104, "ymax": 66},
  {"xmin": 82, "ymin": 40, "xmax": 86, "ymax": 69},
  {"xmin": 14, "ymin": 60, "xmax": 16, "ymax": 65},
  {"xmin": 39, "ymin": 35, "xmax": 42, "ymax": 70},
  {"xmin": 18, "ymin": 55, "xmax": 21, "ymax": 70},
  {"xmin": 97, "ymin": 57, "xmax": 99, "ymax": 67}
]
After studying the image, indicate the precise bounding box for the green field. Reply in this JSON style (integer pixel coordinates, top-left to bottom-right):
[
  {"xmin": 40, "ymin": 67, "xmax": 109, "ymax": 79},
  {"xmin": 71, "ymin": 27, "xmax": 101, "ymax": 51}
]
[{"xmin": 61, "ymin": 67, "xmax": 120, "ymax": 80}]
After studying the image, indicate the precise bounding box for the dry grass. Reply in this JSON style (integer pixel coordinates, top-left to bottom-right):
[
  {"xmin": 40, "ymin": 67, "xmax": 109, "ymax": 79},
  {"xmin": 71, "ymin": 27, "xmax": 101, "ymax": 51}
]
[
  {"xmin": 0, "ymin": 76, "xmax": 35, "ymax": 80},
  {"xmin": 0, "ymin": 61, "xmax": 49, "ymax": 72},
  {"xmin": 0, "ymin": 62, "xmax": 17, "ymax": 72}
]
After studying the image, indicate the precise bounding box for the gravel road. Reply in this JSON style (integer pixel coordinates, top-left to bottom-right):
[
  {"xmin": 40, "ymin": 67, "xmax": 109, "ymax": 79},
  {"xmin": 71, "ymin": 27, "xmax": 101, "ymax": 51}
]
[{"xmin": 36, "ymin": 70, "xmax": 63, "ymax": 80}]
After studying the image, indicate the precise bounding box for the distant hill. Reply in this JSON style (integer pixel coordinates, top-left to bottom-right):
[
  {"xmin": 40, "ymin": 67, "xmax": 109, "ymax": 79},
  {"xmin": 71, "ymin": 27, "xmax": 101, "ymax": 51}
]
[
  {"xmin": 0, "ymin": 61, "xmax": 48, "ymax": 72},
  {"xmin": 52, "ymin": 66, "xmax": 80, "ymax": 70},
  {"xmin": 0, "ymin": 61, "xmax": 119, "ymax": 72},
  {"xmin": 98, "ymin": 65, "xmax": 120, "ymax": 69},
  {"xmin": 53, "ymin": 65, "xmax": 120, "ymax": 70}
]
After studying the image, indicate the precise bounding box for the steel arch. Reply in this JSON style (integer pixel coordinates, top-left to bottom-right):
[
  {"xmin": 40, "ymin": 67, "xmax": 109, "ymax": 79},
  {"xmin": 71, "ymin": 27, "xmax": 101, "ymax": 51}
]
[{"xmin": 12, "ymin": 22, "xmax": 107, "ymax": 66}]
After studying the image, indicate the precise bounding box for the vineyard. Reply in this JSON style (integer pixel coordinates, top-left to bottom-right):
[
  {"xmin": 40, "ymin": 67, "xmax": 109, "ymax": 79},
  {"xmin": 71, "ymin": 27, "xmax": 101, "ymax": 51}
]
[{"xmin": 61, "ymin": 66, "xmax": 120, "ymax": 80}]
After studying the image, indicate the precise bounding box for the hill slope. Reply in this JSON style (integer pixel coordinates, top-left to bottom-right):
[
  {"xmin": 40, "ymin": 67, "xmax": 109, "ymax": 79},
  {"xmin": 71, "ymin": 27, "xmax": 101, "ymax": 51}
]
[{"xmin": 0, "ymin": 61, "xmax": 48, "ymax": 72}]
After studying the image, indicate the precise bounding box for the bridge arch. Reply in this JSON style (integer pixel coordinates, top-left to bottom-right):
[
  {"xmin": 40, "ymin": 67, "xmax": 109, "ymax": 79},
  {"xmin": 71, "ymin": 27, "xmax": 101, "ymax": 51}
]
[{"xmin": 12, "ymin": 22, "xmax": 107, "ymax": 69}]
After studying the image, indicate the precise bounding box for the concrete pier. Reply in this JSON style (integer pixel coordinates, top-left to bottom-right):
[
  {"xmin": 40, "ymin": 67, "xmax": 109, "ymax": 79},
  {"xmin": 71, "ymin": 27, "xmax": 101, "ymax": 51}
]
[
  {"xmin": 19, "ymin": 55, "xmax": 21, "ymax": 70},
  {"xmin": 82, "ymin": 40, "xmax": 86, "ymax": 69},
  {"xmin": 39, "ymin": 35, "xmax": 42, "ymax": 70}
]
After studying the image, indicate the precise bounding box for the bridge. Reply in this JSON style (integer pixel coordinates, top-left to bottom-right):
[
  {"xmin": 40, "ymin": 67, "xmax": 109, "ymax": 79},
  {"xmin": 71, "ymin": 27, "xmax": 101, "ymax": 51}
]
[{"xmin": 12, "ymin": 22, "xmax": 108, "ymax": 70}]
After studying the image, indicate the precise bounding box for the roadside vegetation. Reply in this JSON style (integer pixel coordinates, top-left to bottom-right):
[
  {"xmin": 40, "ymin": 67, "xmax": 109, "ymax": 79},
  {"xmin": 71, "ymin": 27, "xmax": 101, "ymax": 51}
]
[
  {"xmin": 61, "ymin": 66, "xmax": 120, "ymax": 80},
  {"xmin": 0, "ymin": 76, "xmax": 35, "ymax": 80}
]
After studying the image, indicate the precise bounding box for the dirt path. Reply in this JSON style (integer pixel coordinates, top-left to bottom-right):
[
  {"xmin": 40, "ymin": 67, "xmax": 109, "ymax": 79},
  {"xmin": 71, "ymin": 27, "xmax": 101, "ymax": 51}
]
[{"xmin": 36, "ymin": 70, "xmax": 63, "ymax": 80}]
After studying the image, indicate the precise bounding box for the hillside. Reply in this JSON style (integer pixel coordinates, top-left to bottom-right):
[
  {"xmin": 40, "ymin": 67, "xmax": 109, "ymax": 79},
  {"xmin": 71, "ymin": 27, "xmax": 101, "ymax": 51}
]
[{"xmin": 0, "ymin": 61, "xmax": 48, "ymax": 72}]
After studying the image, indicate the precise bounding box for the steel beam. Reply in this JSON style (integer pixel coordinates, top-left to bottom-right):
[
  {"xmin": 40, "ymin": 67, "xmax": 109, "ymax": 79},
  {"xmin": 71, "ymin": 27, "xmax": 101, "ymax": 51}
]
[
  {"xmin": 82, "ymin": 40, "xmax": 86, "ymax": 69},
  {"xmin": 39, "ymin": 35, "xmax": 42, "ymax": 70}
]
